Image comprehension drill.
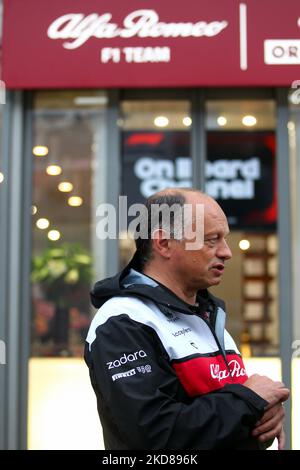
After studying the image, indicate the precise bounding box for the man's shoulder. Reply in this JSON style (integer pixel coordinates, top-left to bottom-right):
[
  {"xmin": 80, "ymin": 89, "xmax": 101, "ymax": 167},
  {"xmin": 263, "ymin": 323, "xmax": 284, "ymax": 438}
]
[
  {"xmin": 86, "ymin": 295, "xmax": 161, "ymax": 348},
  {"xmin": 92, "ymin": 295, "xmax": 160, "ymax": 327},
  {"xmin": 99, "ymin": 295, "xmax": 150, "ymax": 311},
  {"xmin": 92, "ymin": 295, "xmax": 152, "ymax": 323}
]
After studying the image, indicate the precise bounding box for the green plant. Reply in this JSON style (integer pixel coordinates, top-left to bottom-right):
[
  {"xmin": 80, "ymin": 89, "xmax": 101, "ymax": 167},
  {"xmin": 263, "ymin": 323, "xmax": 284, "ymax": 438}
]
[{"xmin": 31, "ymin": 243, "xmax": 93, "ymax": 288}]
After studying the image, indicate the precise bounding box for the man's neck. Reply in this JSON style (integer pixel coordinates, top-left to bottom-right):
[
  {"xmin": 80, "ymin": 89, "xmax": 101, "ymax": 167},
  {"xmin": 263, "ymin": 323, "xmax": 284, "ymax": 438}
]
[{"xmin": 143, "ymin": 265, "xmax": 197, "ymax": 305}]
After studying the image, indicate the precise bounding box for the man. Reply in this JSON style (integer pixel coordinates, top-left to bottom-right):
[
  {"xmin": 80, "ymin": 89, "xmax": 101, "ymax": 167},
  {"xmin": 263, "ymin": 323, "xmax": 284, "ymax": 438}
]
[{"xmin": 85, "ymin": 189, "xmax": 289, "ymax": 450}]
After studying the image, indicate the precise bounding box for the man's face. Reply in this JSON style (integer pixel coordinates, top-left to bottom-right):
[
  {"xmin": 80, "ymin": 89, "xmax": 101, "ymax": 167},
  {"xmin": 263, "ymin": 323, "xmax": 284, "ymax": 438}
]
[{"xmin": 169, "ymin": 195, "xmax": 232, "ymax": 290}]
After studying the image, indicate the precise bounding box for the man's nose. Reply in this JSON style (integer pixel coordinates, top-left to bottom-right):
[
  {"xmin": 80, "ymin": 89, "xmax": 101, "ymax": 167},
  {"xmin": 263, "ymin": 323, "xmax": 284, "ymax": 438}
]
[{"xmin": 217, "ymin": 240, "xmax": 232, "ymax": 260}]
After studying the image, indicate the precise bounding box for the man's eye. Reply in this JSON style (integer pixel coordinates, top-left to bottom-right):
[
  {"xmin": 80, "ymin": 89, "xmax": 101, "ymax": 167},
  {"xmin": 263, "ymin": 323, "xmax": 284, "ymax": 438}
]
[{"xmin": 205, "ymin": 238, "xmax": 217, "ymax": 245}]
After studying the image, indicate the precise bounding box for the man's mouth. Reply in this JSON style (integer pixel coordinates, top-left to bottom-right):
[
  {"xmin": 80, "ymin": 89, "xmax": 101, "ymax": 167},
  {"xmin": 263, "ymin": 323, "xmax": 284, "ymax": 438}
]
[{"xmin": 210, "ymin": 263, "xmax": 225, "ymax": 274}]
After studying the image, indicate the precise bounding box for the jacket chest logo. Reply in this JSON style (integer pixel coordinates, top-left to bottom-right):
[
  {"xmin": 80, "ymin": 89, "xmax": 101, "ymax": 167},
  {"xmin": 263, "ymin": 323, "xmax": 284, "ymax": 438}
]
[{"xmin": 210, "ymin": 359, "xmax": 246, "ymax": 381}]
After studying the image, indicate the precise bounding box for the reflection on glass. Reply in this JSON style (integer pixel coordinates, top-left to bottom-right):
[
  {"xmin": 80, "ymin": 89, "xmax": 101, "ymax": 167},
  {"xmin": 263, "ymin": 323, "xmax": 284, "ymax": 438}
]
[
  {"xmin": 120, "ymin": 100, "xmax": 192, "ymax": 268},
  {"xmin": 207, "ymin": 100, "xmax": 278, "ymax": 356},
  {"xmin": 31, "ymin": 90, "xmax": 107, "ymax": 357}
]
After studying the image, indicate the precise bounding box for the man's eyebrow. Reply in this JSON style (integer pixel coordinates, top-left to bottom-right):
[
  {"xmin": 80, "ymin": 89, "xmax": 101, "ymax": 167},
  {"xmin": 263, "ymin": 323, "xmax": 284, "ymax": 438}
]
[
  {"xmin": 204, "ymin": 230, "xmax": 230, "ymax": 237},
  {"xmin": 204, "ymin": 232, "xmax": 219, "ymax": 239}
]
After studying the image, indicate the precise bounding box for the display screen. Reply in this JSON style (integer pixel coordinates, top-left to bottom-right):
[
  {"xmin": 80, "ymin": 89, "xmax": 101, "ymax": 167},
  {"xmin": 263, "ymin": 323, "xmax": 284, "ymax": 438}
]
[{"xmin": 122, "ymin": 130, "xmax": 276, "ymax": 230}]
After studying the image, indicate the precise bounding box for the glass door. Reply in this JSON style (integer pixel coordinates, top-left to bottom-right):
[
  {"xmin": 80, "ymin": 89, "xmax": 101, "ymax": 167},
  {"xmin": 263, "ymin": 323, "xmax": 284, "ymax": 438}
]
[
  {"xmin": 205, "ymin": 99, "xmax": 278, "ymax": 357},
  {"xmin": 119, "ymin": 99, "xmax": 192, "ymax": 267},
  {"xmin": 29, "ymin": 90, "xmax": 108, "ymax": 449}
]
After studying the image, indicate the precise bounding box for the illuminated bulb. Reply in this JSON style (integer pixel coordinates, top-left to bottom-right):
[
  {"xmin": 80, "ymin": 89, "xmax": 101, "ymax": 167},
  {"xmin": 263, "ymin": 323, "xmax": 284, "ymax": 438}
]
[
  {"xmin": 31, "ymin": 205, "xmax": 38, "ymax": 215},
  {"xmin": 287, "ymin": 121, "xmax": 295, "ymax": 131},
  {"xmin": 242, "ymin": 115, "xmax": 257, "ymax": 127},
  {"xmin": 46, "ymin": 165, "xmax": 62, "ymax": 176},
  {"xmin": 36, "ymin": 218, "xmax": 50, "ymax": 230},
  {"xmin": 183, "ymin": 116, "xmax": 192, "ymax": 127},
  {"xmin": 239, "ymin": 239, "xmax": 250, "ymax": 251},
  {"xmin": 68, "ymin": 196, "xmax": 83, "ymax": 207},
  {"xmin": 33, "ymin": 146, "xmax": 49, "ymax": 157},
  {"xmin": 58, "ymin": 181, "xmax": 73, "ymax": 192},
  {"xmin": 48, "ymin": 230, "xmax": 61, "ymax": 241},
  {"xmin": 154, "ymin": 116, "xmax": 169, "ymax": 127},
  {"xmin": 0, "ymin": 172, "xmax": 4, "ymax": 183},
  {"xmin": 217, "ymin": 116, "xmax": 227, "ymax": 126}
]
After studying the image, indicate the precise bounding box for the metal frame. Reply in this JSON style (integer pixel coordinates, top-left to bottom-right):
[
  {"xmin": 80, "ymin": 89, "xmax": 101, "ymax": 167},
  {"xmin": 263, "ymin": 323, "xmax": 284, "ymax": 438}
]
[
  {"xmin": 205, "ymin": 88, "xmax": 275, "ymax": 100},
  {"xmin": 0, "ymin": 91, "xmax": 33, "ymax": 449},
  {"xmin": 0, "ymin": 91, "xmax": 11, "ymax": 451},
  {"xmin": 191, "ymin": 89, "xmax": 206, "ymax": 189},
  {"xmin": 19, "ymin": 92, "xmax": 33, "ymax": 450},
  {"xmin": 121, "ymin": 88, "xmax": 191, "ymax": 101},
  {"xmin": 276, "ymin": 87, "xmax": 293, "ymax": 449},
  {"xmin": 105, "ymin": 90, "xmax": 121, "ymax": 277}
]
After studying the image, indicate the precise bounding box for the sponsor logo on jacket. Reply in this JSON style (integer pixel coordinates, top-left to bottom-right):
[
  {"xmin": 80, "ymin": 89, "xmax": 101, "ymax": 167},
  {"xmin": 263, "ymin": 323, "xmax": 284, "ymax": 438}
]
[
  {"xmin": 112, "ymin": 368, "xmax": 136, "ymax": 381},
  {"xmin": 107, "ymin": 350, "xmax": 147, "ymax": 369},
  {"xmin": 172, "ymin": 327, "xmax": 192, "ymax": 337},
  {"xmin": 210, "ymin": 359, "xmax": 246, "ymax": 381}
]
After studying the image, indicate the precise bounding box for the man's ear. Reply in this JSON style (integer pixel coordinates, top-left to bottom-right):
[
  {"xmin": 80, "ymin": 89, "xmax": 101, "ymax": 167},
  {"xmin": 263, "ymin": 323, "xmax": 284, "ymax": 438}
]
[{"xmin": 151, "ymin": 229, "xmax": 171, "ymax": 260}]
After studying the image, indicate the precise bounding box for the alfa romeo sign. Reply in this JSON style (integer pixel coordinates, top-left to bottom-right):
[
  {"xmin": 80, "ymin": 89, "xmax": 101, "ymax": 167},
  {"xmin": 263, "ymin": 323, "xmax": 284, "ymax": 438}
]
[{"xmin": 2, "ymin": 0, "xmax": 300, "ymax": 88}]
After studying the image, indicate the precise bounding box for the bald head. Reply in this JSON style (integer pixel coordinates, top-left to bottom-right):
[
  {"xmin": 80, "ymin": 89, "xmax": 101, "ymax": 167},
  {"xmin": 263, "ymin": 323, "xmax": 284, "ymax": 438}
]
[
  {"xmin": 153, "ymin": 187, "xmax": 209, "ymax": 202},
  {"xmin": 135, "ymin": 188, "xmax": 226, "ymax": 267},
  {"xmin": 152, "ymin": 188, "xmax": 221, "ymax": 210}
]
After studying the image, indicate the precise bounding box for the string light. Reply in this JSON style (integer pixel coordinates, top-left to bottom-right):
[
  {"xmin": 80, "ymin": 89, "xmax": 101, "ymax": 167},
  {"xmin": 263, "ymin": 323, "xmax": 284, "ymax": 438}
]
[
  {"xmin": 46, "ymin": 165, "xmax": 62, "ymax": 176},
  {"xmin": 68, "ymin": 196, "xmax": 83, "ymax": 207},
  {"xmin": 48, "ymin": 230, "xmax": 61, "ymax": 241},
  {"xmin": 33, "ymin": 146, "xmax": 49, "ymax": 157},
  {"xmin": 36, "ymin": 218, "xmax": 50, "ymax": 230},
  {"xmin": 58, "ymin": 182, "xmax": 73, "ymax": 192}
]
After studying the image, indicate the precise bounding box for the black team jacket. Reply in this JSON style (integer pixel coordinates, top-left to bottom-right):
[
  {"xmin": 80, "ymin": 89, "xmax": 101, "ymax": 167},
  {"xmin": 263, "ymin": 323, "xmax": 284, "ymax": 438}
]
[{"xmin": 84, "ymin": 253, "xmax": 269, "ymax": 450}]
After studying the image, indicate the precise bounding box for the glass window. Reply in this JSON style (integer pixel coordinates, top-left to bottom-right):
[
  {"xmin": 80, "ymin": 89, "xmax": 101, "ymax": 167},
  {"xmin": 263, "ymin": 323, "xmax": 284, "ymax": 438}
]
[
  {"xmin": 288, "ymin": 89, "xmax": 300, "ymax": 451},
  {"xmin": 205, "ymin": 99, "xmax": 278, "ymax": 357},
  {"xmin": 119, "ymin": 100, "xmax": 192, "ymax": 267},
  {"xmin": 288, "ymin": 89, "xmax": 300, "ymax": 346},
  {"xmin": 31, "ymin": 90, "xmax": 107, "ymax": 357}
]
